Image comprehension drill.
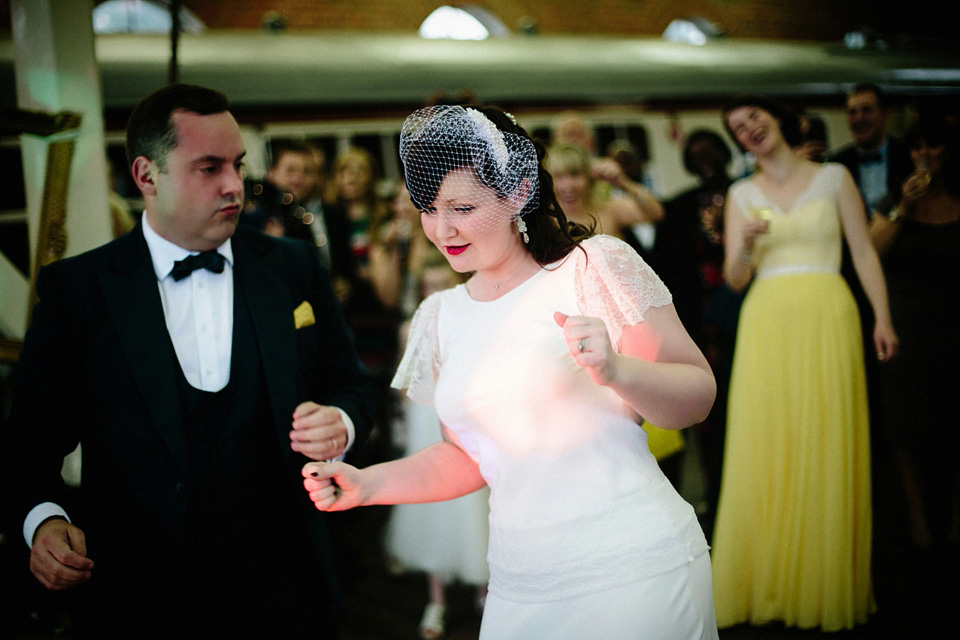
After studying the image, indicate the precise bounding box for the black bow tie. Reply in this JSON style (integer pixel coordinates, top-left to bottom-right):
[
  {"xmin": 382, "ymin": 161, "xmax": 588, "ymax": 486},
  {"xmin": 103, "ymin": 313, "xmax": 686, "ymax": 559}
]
[
  {"xmin": 170, "ymin": 250, "xmax": 226, "ymax": 281},
  {"xmin": 859, "ymin": 152, "xmax": 883, "ymax": 164}
]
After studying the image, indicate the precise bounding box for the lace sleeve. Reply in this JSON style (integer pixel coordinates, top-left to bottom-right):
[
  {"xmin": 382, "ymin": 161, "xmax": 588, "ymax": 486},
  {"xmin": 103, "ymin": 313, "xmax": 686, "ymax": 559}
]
[
  {"xmin": 574, "ymin": 235, "xmax": 672, "ymax": 350},
  {"xmin": 390, "ymin": 291, "xmax": 442, "ymax": 405}
]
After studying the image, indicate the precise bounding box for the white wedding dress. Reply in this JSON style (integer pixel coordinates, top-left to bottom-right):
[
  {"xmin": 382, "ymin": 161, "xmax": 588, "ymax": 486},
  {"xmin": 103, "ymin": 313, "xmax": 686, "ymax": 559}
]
[{"xmin": 393, "ymin": 235, "xmax": 717, "ymax": 640}]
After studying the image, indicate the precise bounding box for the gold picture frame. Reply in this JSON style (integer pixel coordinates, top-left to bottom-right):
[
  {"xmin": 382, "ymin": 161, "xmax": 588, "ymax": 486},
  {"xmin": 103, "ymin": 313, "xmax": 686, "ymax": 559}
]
[{"xmin": 0, "ymin": 106, "xmax": 82, "ymax": 364}]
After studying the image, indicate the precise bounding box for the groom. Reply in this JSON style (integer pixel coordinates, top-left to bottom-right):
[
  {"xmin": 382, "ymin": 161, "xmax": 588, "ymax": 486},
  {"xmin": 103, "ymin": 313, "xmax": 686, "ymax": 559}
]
[{"xmin": 1, "ymin": 84, "xmax": 372, "ymax": 639}]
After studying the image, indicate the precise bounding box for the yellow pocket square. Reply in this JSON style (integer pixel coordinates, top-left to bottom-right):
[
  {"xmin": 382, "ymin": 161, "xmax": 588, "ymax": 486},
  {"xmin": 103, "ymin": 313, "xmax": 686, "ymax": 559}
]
[{"xmin": 293, "ymin": 301, "xmax": 316, "ymax": 329}]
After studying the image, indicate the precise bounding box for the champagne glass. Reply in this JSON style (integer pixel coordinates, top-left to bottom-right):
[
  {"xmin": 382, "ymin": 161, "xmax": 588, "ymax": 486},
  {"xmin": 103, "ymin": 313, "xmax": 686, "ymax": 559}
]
[
  {"xmin": 904, "ymin": 160, "xmax": 931, "ymax": 201},
  {"xmin": 752, "ymin": 207, "xmax": 774, "ymax": 223}
]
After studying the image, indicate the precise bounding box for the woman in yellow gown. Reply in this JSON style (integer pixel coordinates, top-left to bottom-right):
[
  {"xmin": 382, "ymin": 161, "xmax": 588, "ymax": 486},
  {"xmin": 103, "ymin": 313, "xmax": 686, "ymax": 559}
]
[{"xmin": 711, "ymin": 96, "xmax": 898, "ymax": 631}]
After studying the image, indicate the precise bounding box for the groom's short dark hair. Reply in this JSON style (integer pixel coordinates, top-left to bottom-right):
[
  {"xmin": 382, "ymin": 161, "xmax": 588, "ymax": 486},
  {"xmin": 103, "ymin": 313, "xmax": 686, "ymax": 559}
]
[{"xmin": 125, "ymin": 83, "xmax": 230, "ymax": 173}]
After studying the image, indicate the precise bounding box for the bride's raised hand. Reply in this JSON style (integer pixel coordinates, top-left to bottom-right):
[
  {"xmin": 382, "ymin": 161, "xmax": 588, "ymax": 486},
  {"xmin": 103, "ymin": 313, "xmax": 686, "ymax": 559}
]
[
  {"xmin": 554, "ymin": 311, "xmax": 619, "ymax": 386},
  {"xmin": 302, "ymin": 461, "xmax": 366, "ymax": 511}
]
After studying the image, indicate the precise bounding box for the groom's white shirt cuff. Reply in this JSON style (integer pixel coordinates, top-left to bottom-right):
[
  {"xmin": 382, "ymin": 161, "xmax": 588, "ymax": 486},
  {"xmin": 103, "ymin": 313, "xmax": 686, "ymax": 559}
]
[{"xmin": 24, "ymin": 503, "xmax": 70, "ymax": 548}]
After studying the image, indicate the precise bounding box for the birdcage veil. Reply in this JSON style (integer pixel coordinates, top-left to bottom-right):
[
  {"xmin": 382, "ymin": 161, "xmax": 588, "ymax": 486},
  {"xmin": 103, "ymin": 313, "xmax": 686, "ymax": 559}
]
[{"xmin": 399, "ymin": 105, "xmax": 540, "ymax": 233}]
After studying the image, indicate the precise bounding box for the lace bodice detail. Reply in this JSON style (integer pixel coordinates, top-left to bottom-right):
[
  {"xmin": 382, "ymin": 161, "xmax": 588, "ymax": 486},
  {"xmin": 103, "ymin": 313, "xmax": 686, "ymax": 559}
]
[
  {"xmin": 393, "ymin": 292, "xmax": 442, "ymax": 405},
  {"xmin": 730, "ymin": 163, "xmax": 846, "ymax": 278},
  {"xmin": 392, "ymin": 235, "xmax": 672, "ymax": 401},
  {"xmin": 573, "ymin": 234, "xmax": 673, "ymax": 348},
  {"xmin": 391, "ymin": 235, "xmax": 705, "ymax": 603}
]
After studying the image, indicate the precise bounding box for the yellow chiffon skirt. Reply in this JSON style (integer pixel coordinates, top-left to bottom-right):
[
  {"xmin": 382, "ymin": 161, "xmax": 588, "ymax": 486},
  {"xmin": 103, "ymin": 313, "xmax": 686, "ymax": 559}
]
[{"xmin": 711, "ymin": 273, "xmax": 874, "ymax": 631}]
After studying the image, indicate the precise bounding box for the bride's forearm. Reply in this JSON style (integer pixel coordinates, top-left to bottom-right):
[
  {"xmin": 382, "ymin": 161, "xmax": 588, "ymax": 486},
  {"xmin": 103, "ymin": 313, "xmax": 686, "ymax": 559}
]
[
  {"xmin": 606, "ymin": 355, "xmax": 716, "ymax": 429},
  {"xmin": 359, "ymin": 440, "xmax": 486, "ymax": 505}
]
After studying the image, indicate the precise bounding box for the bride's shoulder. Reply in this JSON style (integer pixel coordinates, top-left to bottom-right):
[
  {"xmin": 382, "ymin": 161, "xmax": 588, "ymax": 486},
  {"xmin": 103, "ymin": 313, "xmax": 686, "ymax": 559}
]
[
  {"xmin": 409, "ymin": 288, "xmax": 450, "ymax": 325},
  {"xmin": 574, "ymin": 234, "xmax": 660, "ymax": 282},
  {"xmin": 578, "ymin": 234, "xmax": 634, "ymax": 259}
]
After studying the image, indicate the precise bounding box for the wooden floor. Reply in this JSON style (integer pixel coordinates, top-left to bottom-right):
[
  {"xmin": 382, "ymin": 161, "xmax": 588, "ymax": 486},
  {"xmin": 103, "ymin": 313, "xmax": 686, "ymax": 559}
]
[{"xmin": 333, "ymin": 497, "xmax": 957, "ymax": 640}]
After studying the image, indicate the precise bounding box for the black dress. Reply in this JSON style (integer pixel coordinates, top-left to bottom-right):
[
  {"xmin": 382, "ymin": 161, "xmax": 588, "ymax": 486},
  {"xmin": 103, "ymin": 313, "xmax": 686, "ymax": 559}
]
[{"xmin": 879, "ymin": 218, "xmax": 960, "ymax": 455}]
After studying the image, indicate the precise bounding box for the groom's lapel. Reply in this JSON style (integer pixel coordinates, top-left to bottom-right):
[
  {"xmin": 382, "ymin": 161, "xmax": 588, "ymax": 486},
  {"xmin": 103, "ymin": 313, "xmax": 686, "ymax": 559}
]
[
  {"xmin": 98, "ymin": 225, "xmax": 187, "ymax": 469},
  {"xmin": 231, "ymin": 230, "xmax": 298, "ymax": 447}
]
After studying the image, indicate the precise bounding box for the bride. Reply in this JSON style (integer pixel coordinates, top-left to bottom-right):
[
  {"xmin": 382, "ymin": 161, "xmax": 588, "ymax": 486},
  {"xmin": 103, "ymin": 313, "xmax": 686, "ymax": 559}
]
[{"xmin": 303, "ymin": 104, "xmax": 718, "ymax": 639}]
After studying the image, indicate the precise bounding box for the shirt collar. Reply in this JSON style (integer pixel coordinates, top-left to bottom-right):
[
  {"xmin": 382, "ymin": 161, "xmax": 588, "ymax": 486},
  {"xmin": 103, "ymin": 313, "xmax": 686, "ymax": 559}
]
[
  {"xmin": 140, "ymin": 211, "xmax": 234, "ymax": 282},
  {"xmin": 858, "ymin": 138, "xmax": 889, "ymax": 159}
]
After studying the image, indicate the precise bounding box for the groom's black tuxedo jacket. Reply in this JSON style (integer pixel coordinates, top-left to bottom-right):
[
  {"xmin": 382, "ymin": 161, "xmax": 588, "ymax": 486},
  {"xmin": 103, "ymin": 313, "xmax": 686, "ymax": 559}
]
[
  {"xmin": 830, "ymin": 136, "xmax": 913, "ymax": 215},
  {"xmin": 2, "ymin": 223, "xmax": 372, "ymax": 637}
]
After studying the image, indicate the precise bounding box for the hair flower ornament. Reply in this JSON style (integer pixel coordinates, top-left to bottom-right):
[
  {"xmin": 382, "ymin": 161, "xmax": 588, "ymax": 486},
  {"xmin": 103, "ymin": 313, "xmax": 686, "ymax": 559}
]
[{"xmin": 465, "ymin": 107, "xmax": 509, "ymax": 171}]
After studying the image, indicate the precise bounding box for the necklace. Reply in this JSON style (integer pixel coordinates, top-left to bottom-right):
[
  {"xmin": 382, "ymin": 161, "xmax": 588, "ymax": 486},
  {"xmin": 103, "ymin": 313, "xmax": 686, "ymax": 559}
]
[
  {"xmin": 470, "ymin": 262, "xmax": 539, "ymax": 299},
  {"xmin": 491, "ymin": 271, "xmax": 521, "ymax": 290}
]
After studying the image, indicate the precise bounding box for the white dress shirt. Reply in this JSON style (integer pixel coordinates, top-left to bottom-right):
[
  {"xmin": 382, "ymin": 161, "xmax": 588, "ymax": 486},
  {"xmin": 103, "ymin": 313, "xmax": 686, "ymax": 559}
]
[
  {"xmin": 143, "ymin": 213, "xmax": 235, "ymax": 391},
  {"xmin": 857, "ymin": 139, "xmax": 890, "ymax": 212}
]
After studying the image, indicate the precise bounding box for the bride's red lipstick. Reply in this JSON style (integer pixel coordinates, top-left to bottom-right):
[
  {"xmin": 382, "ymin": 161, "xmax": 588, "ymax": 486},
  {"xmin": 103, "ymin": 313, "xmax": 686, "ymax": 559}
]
[{"xmin": 446, "ymin": 245, "xmax": 469, "ymax": 255}]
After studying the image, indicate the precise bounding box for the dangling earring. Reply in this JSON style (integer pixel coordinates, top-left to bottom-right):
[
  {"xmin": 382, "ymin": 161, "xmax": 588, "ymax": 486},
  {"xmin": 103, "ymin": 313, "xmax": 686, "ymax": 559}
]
[{"xmin": 516, "ymin": 217, "xmax": 529, "ymax": 244}]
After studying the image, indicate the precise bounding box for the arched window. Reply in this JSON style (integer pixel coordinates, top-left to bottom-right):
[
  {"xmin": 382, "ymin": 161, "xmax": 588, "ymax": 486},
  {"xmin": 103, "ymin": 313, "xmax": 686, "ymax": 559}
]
[
  {"xmin": 93, "ymin": 0, "xmax": 206, "ymax": 34},
  {"xmin": 662, "ymin": 16, "xmax": 723, "ymax": 46},
  {"xmin": 419, "ymin": 4, "xmax": 509, "ymax": 40}
]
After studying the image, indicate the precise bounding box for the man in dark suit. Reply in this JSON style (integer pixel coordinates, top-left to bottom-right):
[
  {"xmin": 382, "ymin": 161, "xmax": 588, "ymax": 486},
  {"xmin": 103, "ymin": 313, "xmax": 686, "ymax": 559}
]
[
  {"xmin": 1, "ymin": 84, "xmax": 372, "ymax": 639},
  {"xmin": 830, "ymin": 82, "xmax": 913, "ymax": 215},
  {"xmin": 242, "ymin": 141, "xmax": 357, "ymax": 291}
]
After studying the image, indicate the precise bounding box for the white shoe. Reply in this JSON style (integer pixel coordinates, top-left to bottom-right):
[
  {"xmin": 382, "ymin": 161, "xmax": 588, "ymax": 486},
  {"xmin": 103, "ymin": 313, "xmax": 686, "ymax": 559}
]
[{"xmin": 418, "ymin": 602, "xmax": 445, "ymax": 639}]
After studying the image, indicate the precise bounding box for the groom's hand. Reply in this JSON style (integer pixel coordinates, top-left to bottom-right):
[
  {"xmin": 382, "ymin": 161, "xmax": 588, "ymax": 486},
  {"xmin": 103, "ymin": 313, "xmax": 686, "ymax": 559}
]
[
  {"xmin": 31, "ymin": 518, "xmax": 94, "ymax": 590},
  {"xmin": 290, "ymin": 401, "xmax": 348, "ymax": 460}
]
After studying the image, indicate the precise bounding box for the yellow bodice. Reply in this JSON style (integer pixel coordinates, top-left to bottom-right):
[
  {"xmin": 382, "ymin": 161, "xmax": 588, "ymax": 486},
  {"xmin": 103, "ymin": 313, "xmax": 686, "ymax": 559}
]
[{"xmin": 730, "ymin": 163, "xmax": 846, "ymax": 279}]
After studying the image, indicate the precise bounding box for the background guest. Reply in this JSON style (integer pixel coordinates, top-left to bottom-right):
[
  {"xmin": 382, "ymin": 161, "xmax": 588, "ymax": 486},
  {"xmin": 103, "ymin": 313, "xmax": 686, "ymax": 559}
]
[
  {"xmin": 796, "ymin": 113, "xmax": 829, "ymax": 163},
  {"xmin": 831, "ymin": 82, "xmax": 913, "ymax": 213},
  {"xmin": 369, "ymin": 180, "xmax": 434, "ymax": 315},
  {"xmin": 660, "ymin": 129, "xmax": 745, "ymax": 537},
  {"xmin": 545, "ymin": 142, "xmax": 663, "ymax": 242},
  {"xmin": 869, "ymin": 115, "xmax": 960, "ymax": 554},
  {"xmin": 550, "ymin": 109, "xmax": 597, "ymax": 155},
  {"xmin": 712, "ymin": 94, "xmax": 897, "ymax": 632},
  {"xmin": 326, "ymin": 146, "xmax": 399, "ymax": 472},
  {"xmin": 241, "ymin": 140, "xmax": 316, "ymax": 240}
]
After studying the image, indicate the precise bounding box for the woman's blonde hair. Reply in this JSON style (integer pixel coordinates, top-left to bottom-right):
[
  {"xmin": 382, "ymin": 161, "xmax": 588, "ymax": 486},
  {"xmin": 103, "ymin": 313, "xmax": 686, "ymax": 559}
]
[
  {"xmin": 545, "ymin": 144, "xmax": 592, "ymax": 181},
  {"xmin": 330, "ymin": 147, "xmax": 376, "ymax": 199},
  {"xmin": 329, "ymin": 146, "xmax": 390, "ymax": 240}
]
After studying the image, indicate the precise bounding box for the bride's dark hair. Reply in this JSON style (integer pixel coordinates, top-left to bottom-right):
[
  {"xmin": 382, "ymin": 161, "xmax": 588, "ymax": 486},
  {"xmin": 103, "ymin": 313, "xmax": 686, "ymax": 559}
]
[{"xmin": 470, "ymin": 106, "xmax": 594, "ymax": 265}]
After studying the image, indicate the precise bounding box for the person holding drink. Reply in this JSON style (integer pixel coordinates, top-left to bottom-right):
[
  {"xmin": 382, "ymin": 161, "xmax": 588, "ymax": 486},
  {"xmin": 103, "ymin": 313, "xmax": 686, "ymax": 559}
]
[
  {"xmin": 869, "ymin": 115, "xmax": 960, "ymax": 553},
  {"xmin": 710, "ymin": 95, "xmax": 898, "ymax": 631}
]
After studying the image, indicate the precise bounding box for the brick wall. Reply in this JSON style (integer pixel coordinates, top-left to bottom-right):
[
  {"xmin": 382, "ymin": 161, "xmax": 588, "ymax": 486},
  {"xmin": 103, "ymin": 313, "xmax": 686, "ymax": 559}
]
[
  {"xmin": 178, "ymin": 0, "xmax": 918, "ymax": 43},
  {"xmin": 0, "ymin": 1, "xmax": 939, "ymax": 43}
]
